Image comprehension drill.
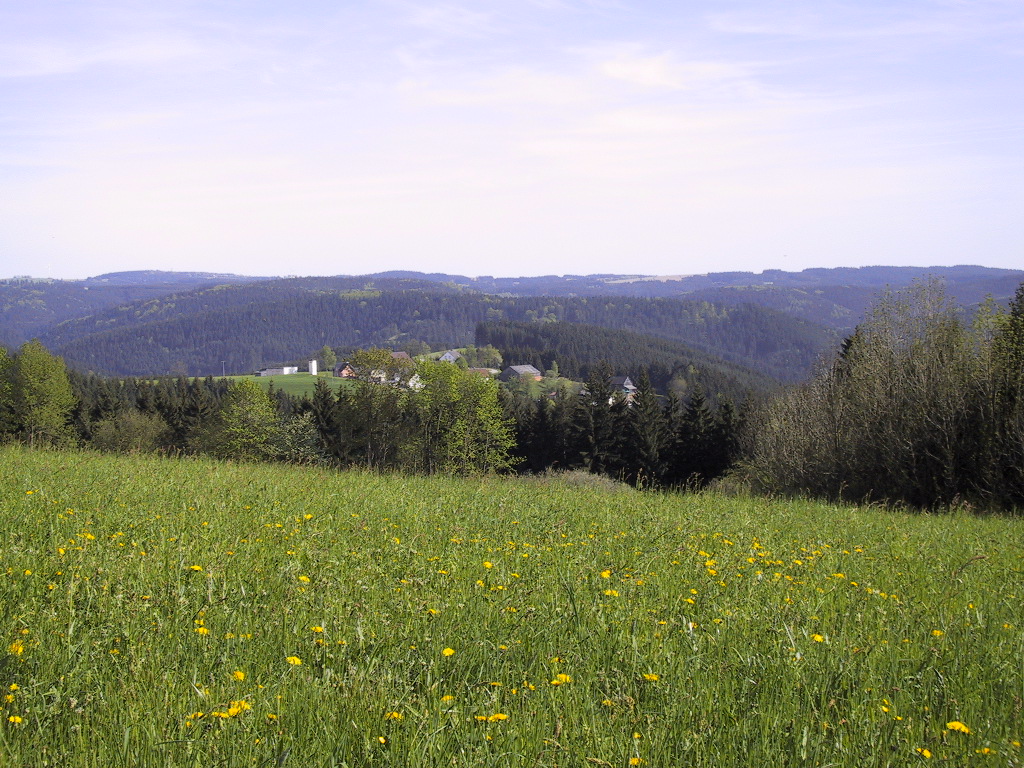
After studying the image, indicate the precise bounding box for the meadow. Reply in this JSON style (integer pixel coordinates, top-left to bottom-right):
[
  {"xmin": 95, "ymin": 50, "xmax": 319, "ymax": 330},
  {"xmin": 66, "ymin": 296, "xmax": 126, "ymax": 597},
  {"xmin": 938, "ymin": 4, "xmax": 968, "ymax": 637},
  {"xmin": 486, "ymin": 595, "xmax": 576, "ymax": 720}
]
[
  {"xmin": 0, "ymin": 446, "xmax": 1020, "ymax": 767},
  {"xmin": 226, "ymin": 373, "xmax": 350, "ymax": 398}
]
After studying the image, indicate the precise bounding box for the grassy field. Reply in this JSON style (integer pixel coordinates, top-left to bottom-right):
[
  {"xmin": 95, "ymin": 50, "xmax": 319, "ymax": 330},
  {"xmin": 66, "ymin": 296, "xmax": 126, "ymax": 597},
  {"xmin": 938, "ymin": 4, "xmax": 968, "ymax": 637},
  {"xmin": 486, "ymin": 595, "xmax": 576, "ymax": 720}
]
[
  {"xmin": 223, "ymin": 373, "xmax": 352, "ymax": 398},
  {"xmin": 0, "ymin": 446, "xmax": 1020, "ymax": 767}
]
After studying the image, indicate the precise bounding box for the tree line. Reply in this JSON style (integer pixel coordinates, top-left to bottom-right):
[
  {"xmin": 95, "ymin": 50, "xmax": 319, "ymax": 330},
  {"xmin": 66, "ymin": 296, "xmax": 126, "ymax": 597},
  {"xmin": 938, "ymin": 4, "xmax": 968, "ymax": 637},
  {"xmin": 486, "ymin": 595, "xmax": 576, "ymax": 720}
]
[
  {"xmin": 4, "ymin": 277, "xmax": 1023, "ymax": 510},
  {"xmin": 744, "ymin": 280, "xmax": 1024, "ymax": 510},
  {"xmin": 0, "ymin": 341, "xmax": 739, "ymax": 488}
]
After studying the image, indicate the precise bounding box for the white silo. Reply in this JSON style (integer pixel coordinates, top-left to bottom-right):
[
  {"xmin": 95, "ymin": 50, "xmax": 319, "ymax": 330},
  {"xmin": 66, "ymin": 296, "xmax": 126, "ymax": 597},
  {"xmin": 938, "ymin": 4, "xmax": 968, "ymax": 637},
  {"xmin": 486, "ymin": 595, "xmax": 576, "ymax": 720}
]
[{"xmin": 309, "ymin": 359, "xmax": 318, "ymax": 376}]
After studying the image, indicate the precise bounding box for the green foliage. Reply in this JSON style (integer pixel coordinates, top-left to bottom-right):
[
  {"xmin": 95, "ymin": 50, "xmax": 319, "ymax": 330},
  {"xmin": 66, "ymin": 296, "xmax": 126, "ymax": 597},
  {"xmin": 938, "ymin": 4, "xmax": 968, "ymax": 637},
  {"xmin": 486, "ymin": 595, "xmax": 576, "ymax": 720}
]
[
  {"xmin": 319, "ymin": 344, "xmax": 337, "ymax": 370},
  {"xmin": 0, "ymin": 446, "xmax": 1021, "ymax": 766},
  {"xmin": 89, "ymin": 410, "xmax": 171, "ymax": 453},
  {"xmin": 7, "ymin": 339, "xmax": 76, "ymax": 446},
  {"xmin": 407, "ymin": 362, "xmax": 515, "ymax": 475},
  {"xmin": 201, "ymin": 379, "xmax": 283, "ymax": 461}
]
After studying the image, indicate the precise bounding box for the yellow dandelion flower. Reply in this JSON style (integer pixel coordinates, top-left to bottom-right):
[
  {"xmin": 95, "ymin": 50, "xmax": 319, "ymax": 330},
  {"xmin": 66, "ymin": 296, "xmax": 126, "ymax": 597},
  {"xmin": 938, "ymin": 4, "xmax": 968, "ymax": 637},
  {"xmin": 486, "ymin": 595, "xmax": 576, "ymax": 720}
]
[
  {"xmin": 8, "ymin": 641, "xmax": 24, "ymax": 656},
  {"xmin": 811, "ymin": 634, "xmax": 825, "ymax": 643},
  {"xmin": 378, "ymin": 736, "xmax": 387, "ymax": 744},
  {"xmin": 483, "ymin": 561, "xmax": 493, "ymax": 569},
  {"xmin": 442, "ymin": 647, "xmax": 455, "ymax": 657},
  {"xmin": 600, "ymin": 569, "xmax": 611, "ymax": 578},
  {"xmin": 601, "ymin": 699, "xmax": 614, "ymax": 707},
  {"xmin": 384, "ymin": 711, "xmax": 403, "ymax": 720},
  {"xmin": 550, "ymin": 673, "xmax": 572, "ymax": 685},
  {"xmin": 642, "ymin": 673, "xmax": 660, "ymax": 682},
  {"xmin": 232, "ymin": 670, "xmax": 245, "ymax": 681},
  {"xmin": 8, "ymin": 715, "xmax": 23, "ymax": 724},
  {"xmin": 932, "ymin": 630, "xmax": 944, "ymax": 637},
  {"xmin": 286, "ymin": 656, "xmax": 302, "ymax": 666},
  {"xmin": 298, "ymin": 575, "xmax": 310, "ymax": 583},
  {"xmin": 916, "ymin": 748, "xmax": 932, "ymax": 758},
  {"xmin": 189, "ymin": 565, "xmax": 203, "ymax": 572},
  {"xmin": 487, "ymin": 713, "xmax": 508, "ymax": 722},
  {"xmin": 946, "ymin": 721, "xmax": 970, "ymax": 734},
  {"xmin": 440, "ymin": 695, "xmax": 454, "ymax": 702},
  {"xmin": 629, "ymin": 759, "xmax": 644, "ymax": 766},
  {"xmin": 310, "ymin": 626, "xmax": 324, "ymax": 633},
  {"xmin": 604, "ymin": 589, "xmax": 619, "ymax": 597},
  {"xmin": 195, "ymin": 627, "xmax": 210, "ymax": 635}
]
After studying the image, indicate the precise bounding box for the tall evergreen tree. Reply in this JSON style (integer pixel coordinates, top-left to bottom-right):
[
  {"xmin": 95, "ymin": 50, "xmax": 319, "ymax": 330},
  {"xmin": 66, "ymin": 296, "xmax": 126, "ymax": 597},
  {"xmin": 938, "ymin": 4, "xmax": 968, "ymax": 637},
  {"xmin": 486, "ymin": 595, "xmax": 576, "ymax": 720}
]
[
  {"xmin": 309, "ymin": 377, "xmax": 343, "ymax": 460},
  {"xmin": 621, "ymin": 368, "xmax": 665, "ymax": 486}
]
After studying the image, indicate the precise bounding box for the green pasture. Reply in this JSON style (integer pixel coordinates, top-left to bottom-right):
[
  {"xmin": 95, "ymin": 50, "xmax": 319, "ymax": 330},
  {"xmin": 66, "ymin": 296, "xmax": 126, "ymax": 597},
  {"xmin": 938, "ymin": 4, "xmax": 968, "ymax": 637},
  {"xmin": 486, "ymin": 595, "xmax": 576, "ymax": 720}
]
[
  {"xmin": 223, "ymin": 373, "xmax": 351, "ymax": 398},
  {"xmin": 0, "ymin": 446, "xmax": 1020, "ymax": 767}
]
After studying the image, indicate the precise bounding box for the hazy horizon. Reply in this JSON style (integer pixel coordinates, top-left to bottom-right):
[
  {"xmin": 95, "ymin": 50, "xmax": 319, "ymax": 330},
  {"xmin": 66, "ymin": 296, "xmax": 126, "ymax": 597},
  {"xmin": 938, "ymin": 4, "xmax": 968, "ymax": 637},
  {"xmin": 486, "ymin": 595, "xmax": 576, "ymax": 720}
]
[{"xmin": 3, "ymin": 1, "xmax": 1022, "ymax": 279}]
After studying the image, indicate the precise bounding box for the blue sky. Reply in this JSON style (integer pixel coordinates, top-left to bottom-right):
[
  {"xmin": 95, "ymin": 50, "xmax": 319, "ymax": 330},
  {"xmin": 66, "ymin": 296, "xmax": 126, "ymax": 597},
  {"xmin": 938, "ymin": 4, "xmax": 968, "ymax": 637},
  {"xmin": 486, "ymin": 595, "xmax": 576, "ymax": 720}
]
[{"xmin": 1, "ymin": 0, "xmax": 1022, "ymax": 279}]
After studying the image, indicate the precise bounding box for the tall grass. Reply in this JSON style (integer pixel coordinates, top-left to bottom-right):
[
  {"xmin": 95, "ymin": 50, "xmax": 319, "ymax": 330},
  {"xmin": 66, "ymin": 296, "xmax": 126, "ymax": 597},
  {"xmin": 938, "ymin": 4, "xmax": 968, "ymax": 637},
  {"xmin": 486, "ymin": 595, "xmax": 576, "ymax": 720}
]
[{"xmin": 0, "ymin": 445, "xmax": 1020, "ymax": 766}]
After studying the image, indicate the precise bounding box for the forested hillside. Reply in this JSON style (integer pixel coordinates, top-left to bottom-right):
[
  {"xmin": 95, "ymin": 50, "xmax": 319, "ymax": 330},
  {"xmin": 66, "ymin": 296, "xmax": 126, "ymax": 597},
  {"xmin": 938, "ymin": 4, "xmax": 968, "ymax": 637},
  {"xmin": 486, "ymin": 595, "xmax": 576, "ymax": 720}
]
[
  {"xmin": 46, "ymin": 290, "xmax": 831, "ymax": 380},
  {"xmin": 476, "ymin": 320, "xmax": 776, "ymax": 397},
  {"xmin": 6, "ymin": 265, "xmax": 1019, "ymax": 382}
]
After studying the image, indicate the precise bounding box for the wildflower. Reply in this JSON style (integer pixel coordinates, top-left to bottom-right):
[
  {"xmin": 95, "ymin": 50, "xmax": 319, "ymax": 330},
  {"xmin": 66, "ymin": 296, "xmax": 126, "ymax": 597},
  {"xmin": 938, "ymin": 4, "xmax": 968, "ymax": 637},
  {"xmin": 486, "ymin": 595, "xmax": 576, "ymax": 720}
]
[
  {"xmin": 946, "ymin": 721, "xmax": 970, "ymax": 734},
  {"xmin": 642, "ymin": 673, "xmax": 660, "ymax": 682},
  {"xmin": 310, "ymin": 626, "xmax": 324, "ymax": 633},
  {"xmin": 600, "ymin": 569, "xmax": 611, "ymax": 578},
  {"xmin": 442, "ymin": 647, "xmax": 455, "ymax": 657},
  {"xmin": 629, "ymin": 759, "xmax": 644, "ymax": 766},
  {"xmin": 550, "ymin": 673, "xmax": 572, "ymax": 685},
  {"xmin": 440, "ymin": 695, "xmax": 454, "ymax": 702},
  {"xmin": 195, "ymin": 627, "xmax": 210, "ymax": 635},
  {"xmin": 384, "ymin": 711, "xmax": 403, "ymax": 720},
  {"xmin": 932, "ymin": 630, "xmax": 944, "ymax": 637},
  {"xmin": 487, "ymin": 713, "xmax": 508, "ymax": 722},
  {"xmin": 189, "ymin": 565, "xmax": 203, "ymax": 572},
  {"xmin": 811, "ymin": 634, "xmax": 825, "ymax": 643},
  {"xmin": 298, "ymin": 575, "xmax": 310, "ymax": 583},
  {"xmin": 286, "ymin": 656, "xmax": 302, "ymax": 666},
  {"xmin": 378, "ymin": 736, "xmax": 387, "ymax": 744},
  {"xmin": 8, "ymin": 642, "xmax": 24, "ymax": 656},
  {"xmin": 916, "ymin": 748, "xmax": 932, "ymax": 758},
  {"xmin": 483, "ymin": 561, "xmax": 493, "ymax": 569},
  {"xmin": 604, "ymin": 589, "xmax": 619, "ymax": 597},
  {"xmin": 8, "ymin": 716, "xmax": 23, "ymax": 724},
  {"xmin": 601, "ymin": 699, "xmax": 614, "ymax": 707},
  {"xmin": 232, "ymin": 670, "xmax": 245, "ymax": 681}
]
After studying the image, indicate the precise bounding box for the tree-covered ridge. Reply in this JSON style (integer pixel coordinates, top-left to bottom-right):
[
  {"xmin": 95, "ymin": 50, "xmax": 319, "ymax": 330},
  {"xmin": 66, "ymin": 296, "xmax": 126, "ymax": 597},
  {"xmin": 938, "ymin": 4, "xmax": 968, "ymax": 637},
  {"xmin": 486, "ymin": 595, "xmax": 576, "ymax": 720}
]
[
  {"xmin": 45, "ymin": 289, "xmax": 831, "ymax": 381},
  {"xmin": 476, "ymin": 320, "xmax": 776, "ymax": 400}
]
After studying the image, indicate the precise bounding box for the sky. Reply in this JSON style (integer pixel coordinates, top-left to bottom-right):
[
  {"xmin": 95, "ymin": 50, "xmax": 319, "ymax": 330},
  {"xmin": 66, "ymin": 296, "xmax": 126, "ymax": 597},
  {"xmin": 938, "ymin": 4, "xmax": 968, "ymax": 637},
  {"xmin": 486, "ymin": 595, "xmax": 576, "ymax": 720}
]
[{"xmin": 1, "ymin": 0, "xmax": 1022, "ymax": 280}]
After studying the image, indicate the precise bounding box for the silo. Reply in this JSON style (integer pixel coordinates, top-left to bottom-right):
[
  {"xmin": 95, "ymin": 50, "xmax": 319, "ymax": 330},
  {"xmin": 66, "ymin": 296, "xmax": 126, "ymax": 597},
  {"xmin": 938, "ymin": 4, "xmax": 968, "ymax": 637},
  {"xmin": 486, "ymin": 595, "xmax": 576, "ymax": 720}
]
[{"xmin": 309, "ymin": 359, "xmax": 318, "ymax": 376}]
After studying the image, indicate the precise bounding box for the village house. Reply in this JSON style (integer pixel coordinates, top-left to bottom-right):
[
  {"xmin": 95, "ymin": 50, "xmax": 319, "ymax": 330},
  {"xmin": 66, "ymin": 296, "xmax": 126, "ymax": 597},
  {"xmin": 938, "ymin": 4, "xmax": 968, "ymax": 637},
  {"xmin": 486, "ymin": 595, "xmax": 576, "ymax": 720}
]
[
  {"xmin": 609, "ymin": 375, "xmax": 638, "ymax": 402},
  {"xmin": 438, "ymin": 349, "xmax": 463, "ymax": 363},
  {"xmin": 333, "ymin": 362, "xmax": 357, "ymax": 378},
  {"xmin": 498, "ymin": 364, "xmax": 543, "ymax": 382}
]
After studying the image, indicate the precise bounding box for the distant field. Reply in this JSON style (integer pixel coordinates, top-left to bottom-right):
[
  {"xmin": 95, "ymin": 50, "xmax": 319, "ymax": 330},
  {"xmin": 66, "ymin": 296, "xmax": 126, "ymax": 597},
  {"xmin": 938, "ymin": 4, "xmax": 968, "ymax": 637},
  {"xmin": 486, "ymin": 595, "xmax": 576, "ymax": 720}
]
[{"xmin": 0, "ymin": 447, "xmax": 1020, "ymax": 767}]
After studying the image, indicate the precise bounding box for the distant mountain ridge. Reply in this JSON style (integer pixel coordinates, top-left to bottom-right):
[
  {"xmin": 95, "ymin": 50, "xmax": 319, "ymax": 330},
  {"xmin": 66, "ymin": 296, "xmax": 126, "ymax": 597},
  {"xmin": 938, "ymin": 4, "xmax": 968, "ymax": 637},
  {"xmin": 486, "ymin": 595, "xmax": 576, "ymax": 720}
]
[{"xmin": 2, "ymin": 265, "xmax": 1020, "ymax": 384}]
